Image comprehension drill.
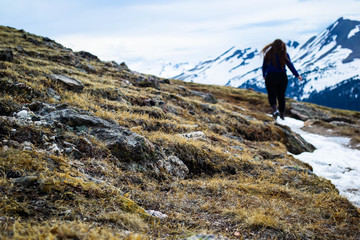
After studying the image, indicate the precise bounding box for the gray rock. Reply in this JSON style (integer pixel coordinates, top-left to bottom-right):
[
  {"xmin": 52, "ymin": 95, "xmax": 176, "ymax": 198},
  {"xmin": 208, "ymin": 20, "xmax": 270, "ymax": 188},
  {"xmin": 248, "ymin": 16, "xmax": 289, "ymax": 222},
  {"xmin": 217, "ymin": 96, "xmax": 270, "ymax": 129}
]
[
  {"xmin": 10, "ymin": 176, "xmax": 38, "ymax": 187},
  {"xmin": 21, "ymin": 141, "xmax": 34, "ymax": 151},
  {"xmin": 47, "ymin": 88, "xmax": 61, "ymax": 101},
  {"xmin": 92, "ymin": 127, "xmax": 156, "ymax": 162},
  {"xmin": 186, "ymin": 234, "xmax": 228, "ymax": 240},
  {"xmin": 37, "ymin": 105, "xmax": 158, "ymax": 169},
  {"xmin": 81, "ymin": 63, "xmax": 97, "ymax": 73},
  {"xmin": 230, "ymin": 146, "xmax": 244, "ymax": 151},
  {"xmin": 158, "ymin": 155, "xmax": 189, "ymax": 179},
  {"xmin": 74, "ymin": 51, "xmax": 100, "ymax": 61},
  {"xmin": 50, "ymin": 74, "xmax": 84, "ymax": 92},
  {"xmin": 118, "ymin": 62, "xmax": 130, "ymax": 71},
  {"xmin": 281, "ymin": 166, "xmax": 314, "ymax": 175},
  {"xmin": 8, "ymin": 140, "xmax": 20, "ymax": 148},
  {"xmin": 181, "ymin": 131, "xmax": 206, "ymax": 140},
  {"xmin": 200, "ymin": 104, "xmax": 217, "ymax": 113},
  {"xmin": 275, "ymin": 123, "xmax": 316, "ymax": 154},
  {"xmin": 290, "ymin": 102, "xmax": 330, "ymax": 121},
  {"xmin": 190, "ymin": 90, "xmax": 218, "ymax": 103},
  {"xmin": 145, "ymin": 210, "xmax": 168, "ymax": 219},
  {"xmin": 176, "ymin": 87, "xmax": 218, "ymax": 103},
  {"xmin": 134, "ymin": 74, "xmax": 160, "ymax": 89}
]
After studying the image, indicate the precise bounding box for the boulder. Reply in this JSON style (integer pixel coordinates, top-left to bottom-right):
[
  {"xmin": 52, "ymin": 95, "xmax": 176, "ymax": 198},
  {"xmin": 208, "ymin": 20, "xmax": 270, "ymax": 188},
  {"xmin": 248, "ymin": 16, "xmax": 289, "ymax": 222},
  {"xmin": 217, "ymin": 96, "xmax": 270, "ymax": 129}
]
[
  {"xmin": 10, "ymin": 176, "xmax": 38, "ymax": 187},
  {"xmin": 74, "ymin": 51, "xmax": 100, "ymax": 61},
  {"xmin": 49, "ymin": 74, "xmax": 84, "ymax": 92},
  {"xmin": 47, "ymin": 88, "xmax": 61, "ymax": 101},
  {"xmin": 92, "ymin": 127, "xmax": 155, "ymax": 162},
  {"xmin": 118, "ymin": 62, "xmax": 130, "ymax": 71},
  {"xmin": 190, "ymin": 90, "xmax": 218, "ymax": 104},
  {"xmin": 134, "ymin": 74, "xmax": 160, "ymax": 89},
  {"xmin": 290, "ymin": 102, "xmax": 330, "ymax": 121},
  {"xmin": 36, "ymin": 104, "xmax": 158, "ymax": 167},
  {"xmin": 275, "ymin": 123, "xmax": 316, "ymax": 154},
  {"xmin": 81, "ymin": 63, "xmax": 97, "ymax": 73},
  {"xmin": 157, "ymin": 155, "xmax": 189, "ymax": 179}
]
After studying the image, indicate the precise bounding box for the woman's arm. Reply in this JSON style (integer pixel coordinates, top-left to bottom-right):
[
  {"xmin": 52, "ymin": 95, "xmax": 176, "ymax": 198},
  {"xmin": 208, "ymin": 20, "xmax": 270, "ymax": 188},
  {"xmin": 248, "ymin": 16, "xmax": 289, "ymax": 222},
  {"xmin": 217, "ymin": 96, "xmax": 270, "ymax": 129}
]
[{"xmin": 286, "ymin": 53, "xmax": 299, "ymax": 78}]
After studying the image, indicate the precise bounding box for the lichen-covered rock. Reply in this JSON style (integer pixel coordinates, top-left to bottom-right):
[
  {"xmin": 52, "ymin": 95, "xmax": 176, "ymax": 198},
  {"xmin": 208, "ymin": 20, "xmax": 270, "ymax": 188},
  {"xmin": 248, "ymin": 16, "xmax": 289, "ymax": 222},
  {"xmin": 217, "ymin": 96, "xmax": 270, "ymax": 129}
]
[
  {"xmin": 36, "ymin": 104, "xmax": 160, "ymax": 171},
  {"xmin": 157, "ymin": 155, "xmax": 189, "ymax": 179}
]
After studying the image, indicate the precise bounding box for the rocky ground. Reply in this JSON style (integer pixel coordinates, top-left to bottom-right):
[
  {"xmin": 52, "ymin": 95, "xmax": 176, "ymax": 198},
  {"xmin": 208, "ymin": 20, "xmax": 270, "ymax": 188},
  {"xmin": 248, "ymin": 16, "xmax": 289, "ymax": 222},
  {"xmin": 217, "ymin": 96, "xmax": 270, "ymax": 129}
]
[{"xmin": 0, "ymin": 25, "xmax": 360, "ymax": 239}]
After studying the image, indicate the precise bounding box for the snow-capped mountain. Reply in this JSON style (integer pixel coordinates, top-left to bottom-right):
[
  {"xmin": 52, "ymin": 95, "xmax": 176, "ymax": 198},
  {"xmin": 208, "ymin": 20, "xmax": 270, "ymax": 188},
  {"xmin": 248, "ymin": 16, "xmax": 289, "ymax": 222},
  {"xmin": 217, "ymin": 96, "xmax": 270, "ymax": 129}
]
[{"xmin": 164, "ymin": 17, "xmax": 360, "ymax": 111}]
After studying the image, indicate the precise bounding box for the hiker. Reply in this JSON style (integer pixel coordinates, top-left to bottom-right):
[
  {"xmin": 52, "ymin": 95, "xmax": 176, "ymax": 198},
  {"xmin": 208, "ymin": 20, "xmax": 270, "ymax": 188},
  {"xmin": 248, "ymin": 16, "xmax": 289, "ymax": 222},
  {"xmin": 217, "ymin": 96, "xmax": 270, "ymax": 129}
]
[{"xmin": 261, "ymin": 39, "xmax": 302, "ymax": 120}]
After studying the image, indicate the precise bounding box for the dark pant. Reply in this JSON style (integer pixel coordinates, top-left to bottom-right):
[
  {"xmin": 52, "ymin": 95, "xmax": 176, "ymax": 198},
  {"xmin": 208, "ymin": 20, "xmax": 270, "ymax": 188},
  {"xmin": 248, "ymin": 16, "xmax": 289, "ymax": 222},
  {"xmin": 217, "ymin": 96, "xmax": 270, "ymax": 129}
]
[{"xmin": 265, "ymin": 72, "xmax": 288, "ymax": 113}]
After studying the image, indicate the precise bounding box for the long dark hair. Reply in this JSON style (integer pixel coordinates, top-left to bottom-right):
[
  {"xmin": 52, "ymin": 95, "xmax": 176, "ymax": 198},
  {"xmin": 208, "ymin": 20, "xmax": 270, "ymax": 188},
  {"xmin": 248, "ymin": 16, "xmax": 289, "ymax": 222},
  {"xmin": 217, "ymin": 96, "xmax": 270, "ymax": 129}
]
[{"xmin": 261, "ymin": 39, "xmax": 288, "ymax": 68}]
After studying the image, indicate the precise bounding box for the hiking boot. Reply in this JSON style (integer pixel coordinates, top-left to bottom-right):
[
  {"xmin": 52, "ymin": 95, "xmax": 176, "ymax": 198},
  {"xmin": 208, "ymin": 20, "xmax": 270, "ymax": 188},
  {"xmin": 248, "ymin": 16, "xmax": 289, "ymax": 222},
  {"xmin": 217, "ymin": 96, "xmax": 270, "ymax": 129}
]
[
  {"xmin": 273, "ymin": 110, "xmax": 280, "ymax": 120},
  {"xmin": 280, "ymin": 112, "xmax": 285, "ymax": 120}
]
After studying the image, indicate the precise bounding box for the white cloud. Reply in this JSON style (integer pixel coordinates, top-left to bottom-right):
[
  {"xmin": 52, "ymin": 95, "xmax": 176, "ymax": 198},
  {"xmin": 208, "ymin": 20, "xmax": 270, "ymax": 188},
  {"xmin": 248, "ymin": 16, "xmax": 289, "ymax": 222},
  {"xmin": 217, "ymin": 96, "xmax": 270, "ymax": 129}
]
[{"xmin": 2, "ymin": 0, "xmax": 360, "ymax": 72}]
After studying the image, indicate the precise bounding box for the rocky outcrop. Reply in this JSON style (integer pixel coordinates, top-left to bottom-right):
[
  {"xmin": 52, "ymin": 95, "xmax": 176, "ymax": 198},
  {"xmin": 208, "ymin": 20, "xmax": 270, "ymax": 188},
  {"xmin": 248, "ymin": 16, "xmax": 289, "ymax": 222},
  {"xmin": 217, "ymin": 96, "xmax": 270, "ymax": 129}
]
[
  {"xmin": 157, "ymin": 155, "xmax": 189, "ymax": 179},
  {"xmin": 134, "ymin": 74, "xmax": 160, "ymax": 89},
  {"xmin": 290, "ymin": 102, "xmax": 330, "ymax": 121},
  {"xmin": 176, "ymin": 86, "xmax": 218, "ymax": 103},
  {"xmin": 49, "ymin": 74, "xmax": 84, "ymax": 92},
  {"xmin": 0, "ymin": 78, "xmax": 42, "ymax": 101},
  {"xmin": 75, "ymin": 51, "xmax": 100, "ymax": 62},
  {"xmin": 36, "ymin": 104, "xmax": 157, "ymax": 163},
  {"xmin": 275, "ymin": 123, "xmax": 316, "ymax": 154},
  {"xmin": 0, "ymin": 103, "xmax": 190, "ymax": 179}
]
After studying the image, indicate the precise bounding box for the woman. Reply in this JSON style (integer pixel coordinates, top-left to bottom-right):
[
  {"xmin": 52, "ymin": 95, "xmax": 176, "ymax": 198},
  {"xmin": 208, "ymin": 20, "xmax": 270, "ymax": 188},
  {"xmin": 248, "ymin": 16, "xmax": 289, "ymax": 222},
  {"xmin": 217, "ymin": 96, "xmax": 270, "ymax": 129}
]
[{"xmin": 261, "ymin": 39, "xmax": 302, "ymax": 120}]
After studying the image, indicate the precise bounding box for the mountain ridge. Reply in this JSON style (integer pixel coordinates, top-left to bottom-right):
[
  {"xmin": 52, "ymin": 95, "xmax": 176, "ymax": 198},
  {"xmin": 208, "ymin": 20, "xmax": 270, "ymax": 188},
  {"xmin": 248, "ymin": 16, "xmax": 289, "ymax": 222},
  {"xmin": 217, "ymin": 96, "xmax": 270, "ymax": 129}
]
[{"xmin": 165, "ymin": 17, "xmax": 360, "ymax": 111}]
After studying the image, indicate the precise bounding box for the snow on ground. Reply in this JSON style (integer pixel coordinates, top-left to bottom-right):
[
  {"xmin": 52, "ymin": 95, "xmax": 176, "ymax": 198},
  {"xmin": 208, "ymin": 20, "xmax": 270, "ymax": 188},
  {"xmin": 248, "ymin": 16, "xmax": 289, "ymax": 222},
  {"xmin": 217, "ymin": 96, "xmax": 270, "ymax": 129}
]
[{"xmin": 279, "ymin": 117, "xmax": 360, "ymax": 207}]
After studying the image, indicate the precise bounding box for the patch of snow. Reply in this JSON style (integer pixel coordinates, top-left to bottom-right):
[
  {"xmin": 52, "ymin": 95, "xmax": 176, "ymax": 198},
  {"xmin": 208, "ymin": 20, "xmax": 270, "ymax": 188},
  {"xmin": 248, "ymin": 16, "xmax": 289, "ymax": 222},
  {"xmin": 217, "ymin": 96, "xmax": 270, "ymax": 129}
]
[
  {"xmin": 279, "ymin": 117, "xmax": 360, "ymax": 207},
  {"xmin": 16, "ymin": 110, "xmax": 30, "ymax": 118},
  {"xmin": 348, "ymin": 25, "xmax": 360, "ymax": 39}
]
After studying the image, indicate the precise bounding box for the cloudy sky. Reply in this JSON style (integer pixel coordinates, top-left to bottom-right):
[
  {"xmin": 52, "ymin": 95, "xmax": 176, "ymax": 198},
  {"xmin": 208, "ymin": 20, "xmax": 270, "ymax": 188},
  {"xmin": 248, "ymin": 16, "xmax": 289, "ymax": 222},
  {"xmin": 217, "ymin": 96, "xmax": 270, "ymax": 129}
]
[{"xmin": 1, "ymin": 0, "xmax": 360, "ymax": 72}]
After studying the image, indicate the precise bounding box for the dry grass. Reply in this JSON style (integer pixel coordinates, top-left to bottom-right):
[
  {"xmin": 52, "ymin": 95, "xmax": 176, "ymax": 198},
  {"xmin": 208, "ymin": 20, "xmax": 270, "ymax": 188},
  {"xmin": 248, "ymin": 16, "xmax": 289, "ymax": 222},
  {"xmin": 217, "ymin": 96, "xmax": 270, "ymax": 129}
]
[{"xmin": 0, "ymin": 25, "xmax": 359, "ymax": 239}]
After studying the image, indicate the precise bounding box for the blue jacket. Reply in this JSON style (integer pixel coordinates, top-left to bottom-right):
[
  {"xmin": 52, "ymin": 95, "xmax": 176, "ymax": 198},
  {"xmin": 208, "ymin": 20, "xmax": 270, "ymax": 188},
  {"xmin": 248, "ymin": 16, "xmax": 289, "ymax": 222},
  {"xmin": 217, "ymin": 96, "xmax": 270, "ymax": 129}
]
[{"xmin": 262, "ymin": 53, "xmax": 299, "ymax": 78}]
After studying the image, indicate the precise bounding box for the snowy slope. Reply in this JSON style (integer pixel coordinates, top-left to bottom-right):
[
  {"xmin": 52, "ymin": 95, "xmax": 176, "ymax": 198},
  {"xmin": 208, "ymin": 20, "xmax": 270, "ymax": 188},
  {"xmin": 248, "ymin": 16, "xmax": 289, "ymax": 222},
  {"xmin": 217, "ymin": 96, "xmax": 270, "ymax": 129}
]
[
  {"xmin": 174, "ymin": 47, "xmax": 263, "ymax": 86},
  {"xmin": 281, "ymin": 117, "xmax": 360, "ymax": 207},
  {"xmin": 161, "ymin": 17, "xmax": 360, "ymax": 110}
]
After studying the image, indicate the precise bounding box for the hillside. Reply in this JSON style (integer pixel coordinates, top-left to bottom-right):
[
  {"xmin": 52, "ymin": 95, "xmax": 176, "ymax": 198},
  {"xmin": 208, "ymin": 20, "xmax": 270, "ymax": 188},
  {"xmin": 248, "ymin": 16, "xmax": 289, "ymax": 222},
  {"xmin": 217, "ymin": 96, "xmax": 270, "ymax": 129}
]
[{"xmin": 0, "ymin": 25, "xmax": 360, "ymax": 239}]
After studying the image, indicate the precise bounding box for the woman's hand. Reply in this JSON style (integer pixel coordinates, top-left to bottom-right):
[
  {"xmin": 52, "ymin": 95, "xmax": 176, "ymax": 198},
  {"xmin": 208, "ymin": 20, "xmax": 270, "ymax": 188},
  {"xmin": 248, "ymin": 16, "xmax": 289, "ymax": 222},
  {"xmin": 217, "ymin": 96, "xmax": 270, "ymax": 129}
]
[{"xmin": 298, "ymin": 76, "xmax": 303, "ymax": 81}]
